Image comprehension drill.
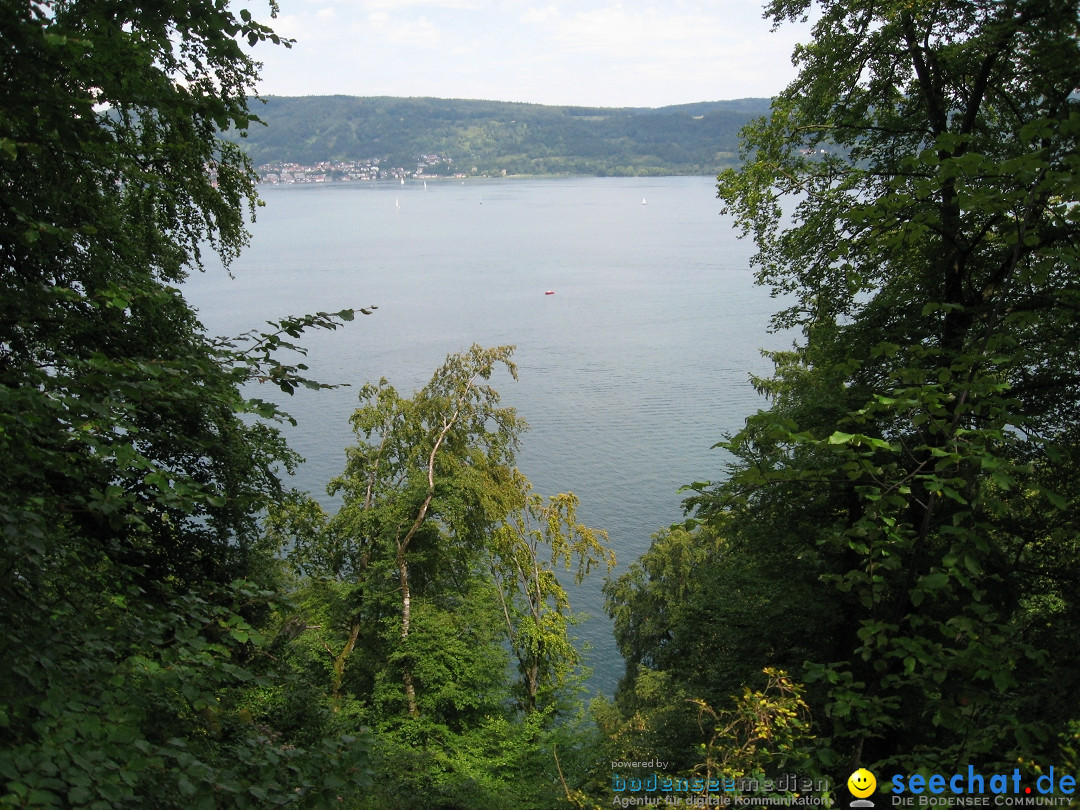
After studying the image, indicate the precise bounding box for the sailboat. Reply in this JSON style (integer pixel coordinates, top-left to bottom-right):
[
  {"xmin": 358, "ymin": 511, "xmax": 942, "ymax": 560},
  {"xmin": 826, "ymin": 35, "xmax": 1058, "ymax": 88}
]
[
  {"xmin": 395, "ymin": 198, "xmax": 400, "ymax": 209},
  {"xmin": 641, "ymin": 197, "xmax": 647, "ymax": 205}
]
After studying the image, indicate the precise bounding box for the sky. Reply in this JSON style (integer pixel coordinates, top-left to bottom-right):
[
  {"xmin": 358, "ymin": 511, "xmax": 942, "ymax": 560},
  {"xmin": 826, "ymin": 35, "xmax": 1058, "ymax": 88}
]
[{"xmin": 250, "ymin": 0, "xmax": 816, "ymax": 108}]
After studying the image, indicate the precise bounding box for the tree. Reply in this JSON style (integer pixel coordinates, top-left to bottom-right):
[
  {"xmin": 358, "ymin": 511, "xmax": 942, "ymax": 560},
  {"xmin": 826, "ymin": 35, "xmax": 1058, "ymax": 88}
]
[
  {"xmin": 267, "ymin": 346, "xmax": 616, "ymax": 808},
  {"xmin": 687, "ymin": 669, "xmax": 816, "ymax": 794},
  {"xmin": 490, "ymin": 477, "xmax": 614, "ymax": 713},
  {"xmin": 694, "ymin": 0, "xmax": 1080, "ymax": 772},
  {"xmin": 1, "ymin": 0, "xmax": 371, "ymax": 804},
  {"xmin": 280, "ymin": 344, "xmax": 526, "ymax": 720},
  {"xmin": 603, "ymin": 522, "xmax": 841, "ymax": 772},
  {"xmin": 274, "ymin": 345, "xmax": 615, "ymax": 721}
]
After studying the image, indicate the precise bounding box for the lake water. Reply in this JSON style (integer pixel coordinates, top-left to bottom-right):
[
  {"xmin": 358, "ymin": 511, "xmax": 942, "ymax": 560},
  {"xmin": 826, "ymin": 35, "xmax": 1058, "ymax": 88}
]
[{"xmin": 183, "ymin": 175, "xmax": 788, "ymax": 697}]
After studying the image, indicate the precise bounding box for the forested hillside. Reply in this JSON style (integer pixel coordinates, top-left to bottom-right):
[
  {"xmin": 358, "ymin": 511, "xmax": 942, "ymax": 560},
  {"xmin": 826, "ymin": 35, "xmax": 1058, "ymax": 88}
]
[{"xmin": 225, "ymin": 95, "xmax": 770, "ymax": 176}]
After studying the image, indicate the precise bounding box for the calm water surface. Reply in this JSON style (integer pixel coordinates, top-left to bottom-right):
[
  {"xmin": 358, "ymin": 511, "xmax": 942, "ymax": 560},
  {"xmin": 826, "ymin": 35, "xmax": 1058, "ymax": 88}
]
[{"xmin": 184, "ymin": 176, "xmax": 788, "ymax": 696}]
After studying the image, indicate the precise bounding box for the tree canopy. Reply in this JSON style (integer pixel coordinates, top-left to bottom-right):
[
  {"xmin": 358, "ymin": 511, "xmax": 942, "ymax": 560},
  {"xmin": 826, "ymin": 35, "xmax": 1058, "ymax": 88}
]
[
  {"xmin": 264, "ymin": 345, "xmax": 616, "ymax": 808},
  {"xmin": 0, "ymin": 0, "xmax": 372, "ymax": 805},
  {"xmin": 608, "ymin": 0, "xmax": 1080, "ymax": 780}
]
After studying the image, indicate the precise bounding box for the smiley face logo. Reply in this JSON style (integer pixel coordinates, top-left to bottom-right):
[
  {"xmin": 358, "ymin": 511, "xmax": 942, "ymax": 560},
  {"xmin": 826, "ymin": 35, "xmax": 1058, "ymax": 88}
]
[{"xmin": 848, "ymin": 768, "xmax": 876, "ymax": 798}]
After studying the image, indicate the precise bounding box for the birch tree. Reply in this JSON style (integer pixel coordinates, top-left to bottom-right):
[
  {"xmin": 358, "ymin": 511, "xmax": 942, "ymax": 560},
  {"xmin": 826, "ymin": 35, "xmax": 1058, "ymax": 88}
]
[
  {"xmin": 491, "ymin": 476, "xmax": 614, "ymax": 713},
  {"xmin": 281, "ymin": 345, "xmax": 525, "ymax": 718}
]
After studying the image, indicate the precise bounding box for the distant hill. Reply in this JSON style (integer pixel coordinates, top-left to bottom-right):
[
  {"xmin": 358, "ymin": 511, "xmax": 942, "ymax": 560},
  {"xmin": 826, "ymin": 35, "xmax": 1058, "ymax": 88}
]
[{"xmin": 224, "ymin": 96, "xmax": 772, "ymax": 177}]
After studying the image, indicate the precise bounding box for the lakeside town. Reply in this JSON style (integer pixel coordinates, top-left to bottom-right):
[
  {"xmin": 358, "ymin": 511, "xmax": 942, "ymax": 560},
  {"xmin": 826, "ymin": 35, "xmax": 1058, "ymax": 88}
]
[{"xmin": 255, "ymin": 153, "xmax": 463, "ymax": 184}]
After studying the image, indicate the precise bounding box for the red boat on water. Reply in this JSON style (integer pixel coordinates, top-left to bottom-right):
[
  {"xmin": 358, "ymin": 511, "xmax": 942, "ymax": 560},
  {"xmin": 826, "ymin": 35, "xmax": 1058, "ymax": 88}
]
[{"xmin": 544, "ymin": 290, "xmax": 555, "ymax": 295}]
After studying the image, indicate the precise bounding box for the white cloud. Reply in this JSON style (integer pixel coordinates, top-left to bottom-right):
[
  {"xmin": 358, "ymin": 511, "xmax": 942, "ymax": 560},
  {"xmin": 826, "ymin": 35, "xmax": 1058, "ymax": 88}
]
[
  {"xmin": 335, "ymin": 0, "xmax": 478, "ymax": 9},
  {"xmin": 545, "ymin": 5, "xmax": 729, "ymax": 59},
  {"xmin": 520, "ymin": 4, "xmax": 559, "ymax": 24},
  {"xmin": 384, "ymin": 14, "xmax": 443, "ymax": 42},
  {"xmin": 264, "ymin": 13, "xmax": 304, "ymax": 39},
  {"xmin": 254, "ymin": 0, "xmax": 812, "ymax": 105}
]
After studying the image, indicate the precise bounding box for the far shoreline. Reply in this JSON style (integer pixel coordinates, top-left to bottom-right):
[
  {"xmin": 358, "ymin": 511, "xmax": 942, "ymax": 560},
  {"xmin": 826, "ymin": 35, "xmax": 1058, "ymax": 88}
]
[{"xmin": 255, "ymin": 170, "xmax": 725, "ymax": 186}]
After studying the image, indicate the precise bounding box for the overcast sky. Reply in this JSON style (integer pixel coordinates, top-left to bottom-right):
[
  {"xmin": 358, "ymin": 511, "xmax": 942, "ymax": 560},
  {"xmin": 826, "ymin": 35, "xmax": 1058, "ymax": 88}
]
[{"xmin": 250, "ymin": 0, "xmax": 815, "ymax": 108}]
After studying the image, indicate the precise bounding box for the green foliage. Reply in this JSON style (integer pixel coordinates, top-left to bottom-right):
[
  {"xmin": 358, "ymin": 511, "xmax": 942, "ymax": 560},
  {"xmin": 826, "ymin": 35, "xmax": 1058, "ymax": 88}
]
[
  {"xmin": 266, "ymin": 346, "xmax": 616, "ymax": 807},
  {"xmin": 600, "ymin": 0, "xmax": 1080, "ymax": 783},
  {"xmin": 492, "ymin": 479, "xmax": 615, "ymax": 713},
  {"xmin": 1, "ymin": 0, "xmax": 374, "ymax": 805},
  {"xmin": 605, "ymin": 522, "xmax": 841, "ymax": 771},
  {"xmin": 274, "ymin": 344, "xmax": 527, "ymax": 718},
  {"xmin": 588, "ymin": 669, "xmax": 820, "ymax": 806},
  {"xmin": 223, "ymin": 96, "xmax": 772, "ymax": 176},
  {"xmin": 0, "ymin": 580, "xmax": 372, "ymax": 809},
  {"xmin": 684, "ymin": 0, "xmax": 1080, "ymax": 773},
  {"xmin": 688, "ymin": 669, "xmax": 817, "ymax": 790}
]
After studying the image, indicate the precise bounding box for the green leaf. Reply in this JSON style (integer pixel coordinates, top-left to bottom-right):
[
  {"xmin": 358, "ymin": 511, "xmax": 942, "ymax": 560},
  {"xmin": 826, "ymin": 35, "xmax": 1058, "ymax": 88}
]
[
  {"xmin": 68, "ymin": 785, "xmax": 94, "ymax": 805},
  {"xmin": 920, "ymin": 571, "xmax": 950, "ymax": 591}
]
